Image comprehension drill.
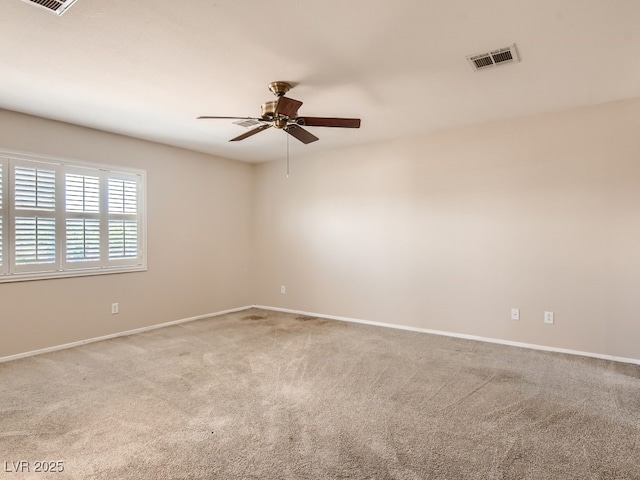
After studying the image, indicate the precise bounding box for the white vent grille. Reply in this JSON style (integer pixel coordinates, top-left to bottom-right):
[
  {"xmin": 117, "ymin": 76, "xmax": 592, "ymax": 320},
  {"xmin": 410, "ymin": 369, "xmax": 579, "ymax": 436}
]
[
  {"xmin": 467, "ymin": 44, "xmax": 520, "ymax": 72},
  {"xmin": 20, "ymin": 0, "xmax": 79, "ymax": 15}
]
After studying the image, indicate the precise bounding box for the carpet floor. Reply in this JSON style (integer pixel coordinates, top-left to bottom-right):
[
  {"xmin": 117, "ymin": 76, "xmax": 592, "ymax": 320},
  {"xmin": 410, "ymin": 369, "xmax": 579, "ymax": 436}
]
[{"xmin": 1, "ymin": 308, "xmax": 639, "ymax": 479}]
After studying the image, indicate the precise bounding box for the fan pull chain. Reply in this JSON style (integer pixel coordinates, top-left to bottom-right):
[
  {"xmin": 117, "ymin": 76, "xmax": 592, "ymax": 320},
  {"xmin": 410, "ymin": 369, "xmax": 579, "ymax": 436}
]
[{"xmin": 286, "ymin": 131, "xmax": 290, "ymax": 178}]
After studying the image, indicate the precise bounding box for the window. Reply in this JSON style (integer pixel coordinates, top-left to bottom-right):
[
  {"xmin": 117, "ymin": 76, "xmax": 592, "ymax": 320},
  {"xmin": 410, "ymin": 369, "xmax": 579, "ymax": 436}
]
[{"xmin": 0, "ymin": 149, "xmax": 146, "ymax": 282}]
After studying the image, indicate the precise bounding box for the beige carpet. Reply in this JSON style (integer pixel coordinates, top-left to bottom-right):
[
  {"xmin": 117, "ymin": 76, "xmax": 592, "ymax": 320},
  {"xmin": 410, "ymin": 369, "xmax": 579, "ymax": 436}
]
[{"xmin": 1, "ymin": 308, "xmax": 639, "ymax": 479}]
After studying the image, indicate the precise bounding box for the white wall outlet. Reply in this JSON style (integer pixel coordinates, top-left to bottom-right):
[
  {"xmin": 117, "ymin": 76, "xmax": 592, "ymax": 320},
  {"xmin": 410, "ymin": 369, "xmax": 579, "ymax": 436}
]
[
  {"xmin": 544, "ymin": 311, "xmax": 554, "ymax": 324},
  {"xmin": 511, "ymin": 308, "xmax": 520, "ymax": 320},
  {"xmin": 280, "ymin": 285, "xmax": 286, "ymax": 294},
  {"xmin": 111, "ymin": 303, "xmax": 119, "ymax": 314}
]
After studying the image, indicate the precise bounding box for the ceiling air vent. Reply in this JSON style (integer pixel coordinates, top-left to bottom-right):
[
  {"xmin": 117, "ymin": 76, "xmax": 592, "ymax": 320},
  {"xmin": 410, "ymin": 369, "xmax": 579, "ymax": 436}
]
[
  {"xmin": 20, "ymin": 0, "xmax": 79, "ymax": 15},
  {"xmin": 466, "ymin": 44, "xmax": 520, "ymax": 72}
]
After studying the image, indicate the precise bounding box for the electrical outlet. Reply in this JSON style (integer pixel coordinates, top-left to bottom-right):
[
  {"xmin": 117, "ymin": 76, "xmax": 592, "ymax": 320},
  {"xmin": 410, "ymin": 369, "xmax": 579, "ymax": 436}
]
[
  {"xmin": 111, "ymin": 303, "xmax": 119, "ymax": 315},
  {"xmin": 511, "ymin": 308, "xmax": 520, "ymax": 320},
  {"xmin": 544, "ymin": 311, "xmax": 554, "ymax": 324},
  {"xmin": 280, "ymin": 285, "xmax": 286, "ymax": 294}
]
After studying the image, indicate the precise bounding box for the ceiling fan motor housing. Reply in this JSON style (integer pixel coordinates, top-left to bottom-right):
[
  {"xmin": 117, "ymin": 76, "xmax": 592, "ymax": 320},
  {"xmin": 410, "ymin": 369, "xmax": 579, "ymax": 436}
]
[
  {"xmin": 274, "ymin": 118, "xmax": 288, "ymax": 129},
  {"xmin": 261, "ymin": 99, "xmax": 295, "ymax": 129},
  {"xmin": 261, "ymin": 100, "xmax": 277, "ymax": 119}
]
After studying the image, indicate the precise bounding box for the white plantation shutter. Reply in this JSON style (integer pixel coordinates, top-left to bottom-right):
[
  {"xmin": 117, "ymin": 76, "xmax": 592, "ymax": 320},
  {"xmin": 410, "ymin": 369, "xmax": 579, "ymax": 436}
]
[
  {"xmin": 63, "ymin": 171, "xmax": 102, "ymax": 267},
  {"xmin": 108, "ymin": 178, "xmax": 137, "ymax": 215},
  {"xmin": 0, "ymin": 160, "xmax": 5, "ymax": 274},
  {"xmin": 15, "ymin": 166, "xmax": 56, "ymax": 210},
  {"xmin": 12, "ymin": 163, "xmax": 58, "ymax": 273},
  {"xmin": 66, "ymin": 174, "xmax": 100, "ymax": 213},
  {"xmin": 108, "ymin": 178, "xmax": 139, "ymax": 260},
  {"xmin": 66, "ymin": 218, "xmax": 100, "ymax": 262},
  {"xmin": 108, "ymin": 219, "xmax": 138, "ymax": 259},
  {"xmin": 0, "ymin": 150, "xmax": 145, "ymax": 282},
  {"xmin": 15, "ymin": 216, "xmax": 56, "ymax": 265}
]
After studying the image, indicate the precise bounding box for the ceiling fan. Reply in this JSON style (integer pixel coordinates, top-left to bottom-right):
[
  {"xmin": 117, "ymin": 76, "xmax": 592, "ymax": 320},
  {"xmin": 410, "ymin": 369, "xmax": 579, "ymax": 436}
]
[{"xmin": 197, "ymin": 81, "xmax": 361, "ymax": 144}]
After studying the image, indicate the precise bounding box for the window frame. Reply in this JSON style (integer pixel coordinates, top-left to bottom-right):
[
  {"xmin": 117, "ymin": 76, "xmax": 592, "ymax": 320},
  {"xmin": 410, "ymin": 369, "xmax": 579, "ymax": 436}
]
[
  {"xmin": 0, "ymin": 149, "xmax": 147, "ymax": 283},
  {"xmin": 0, "ymin": 156, "xmax": 6, "ymax": 276}
]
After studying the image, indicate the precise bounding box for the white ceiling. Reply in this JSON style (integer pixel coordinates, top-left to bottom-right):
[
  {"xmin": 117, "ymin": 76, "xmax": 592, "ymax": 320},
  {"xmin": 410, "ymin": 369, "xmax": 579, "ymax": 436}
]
[{"xmin": 2, "ymin": 0, "xmax": 640, "ymax": 163}]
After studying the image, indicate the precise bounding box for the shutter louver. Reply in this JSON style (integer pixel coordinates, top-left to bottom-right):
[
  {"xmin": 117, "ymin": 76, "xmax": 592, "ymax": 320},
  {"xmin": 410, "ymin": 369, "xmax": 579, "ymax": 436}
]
[
  {"xmin": 109, "ymin": 220, "xmax": 138, "ymax": 259},
  {"xmin": 15, "ymin": 167, "xmax": 56, "ymax": 210},
  {"xmin": 108, "ymin": 179, "xmax": 137, "ymax": 214},
  {"xmin": 66, "ymin": 218, "xmax": 100, "ymax": 262},
  {"xmin": 15, "ymin": 217, "xmax": 56, "ymax": 265},
  {"xmin": 66, "ymin": 174, "xmax": 99, "ymax": 212}
]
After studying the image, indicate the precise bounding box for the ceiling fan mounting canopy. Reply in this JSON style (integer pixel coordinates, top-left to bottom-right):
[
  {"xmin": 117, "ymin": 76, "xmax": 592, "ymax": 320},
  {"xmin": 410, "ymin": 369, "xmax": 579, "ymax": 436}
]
[
  {"xmin": 197, "ymin": 81, "xmax": 361, "ymax": 144},
  {"xmin": 268, "ymin": 81, "xmax": 293, "ymax": 97}
]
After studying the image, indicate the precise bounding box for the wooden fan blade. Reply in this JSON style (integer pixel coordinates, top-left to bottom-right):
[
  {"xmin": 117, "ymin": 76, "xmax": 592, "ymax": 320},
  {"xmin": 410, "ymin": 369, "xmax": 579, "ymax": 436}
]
[
  {"xmin": 285, "ymin": 125, "xmax": 319, "ymax": 144},
  {"xmin": 229, "ymin": 124, "xmax": 271, "ymax": 142},
  {"xmin": 197, "ymin": 116, "xmax": 262, "ymax": 120},
  {"xmin": 275, "ymin": 97, "xmax": 303, "ymax": 117},
  {"xmin": 297, "ymin": 117, "xmax": 361, "ymax": 128}
]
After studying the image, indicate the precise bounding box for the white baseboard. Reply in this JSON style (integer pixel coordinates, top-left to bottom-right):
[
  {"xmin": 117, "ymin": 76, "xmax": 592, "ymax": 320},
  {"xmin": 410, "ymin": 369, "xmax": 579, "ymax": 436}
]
[
  {"xmin": 0, "ymin": 305, "xmax": 253, "ymax": 364},
  {"xmin": 4, "ymin": 304, "xmax": 638, "ymax": 367},
  {"xmin": 254, "ymin": 305, "xmax": 640, "ymax": 366}
]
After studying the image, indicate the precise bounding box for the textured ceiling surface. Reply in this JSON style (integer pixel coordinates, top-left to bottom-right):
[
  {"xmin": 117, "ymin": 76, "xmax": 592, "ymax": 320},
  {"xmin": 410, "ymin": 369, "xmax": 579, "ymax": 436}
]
[{"xmin": 2, "ymin": 0, "xmax": 640, "ymax": 162}]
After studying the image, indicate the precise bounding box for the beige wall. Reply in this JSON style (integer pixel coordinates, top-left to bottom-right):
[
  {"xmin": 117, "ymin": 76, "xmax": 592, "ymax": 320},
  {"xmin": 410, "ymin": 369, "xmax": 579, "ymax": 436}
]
[
  {"xmin": 0, "ymin": 109, "xmax": 253, "ymax": 357},
  {"xmin": 3, "ymin": 98, "xmax": 640, "ymax": 362},
  {"xmin": 253, "ymin": 98, "xmax": 640, "ymax": 361}
]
